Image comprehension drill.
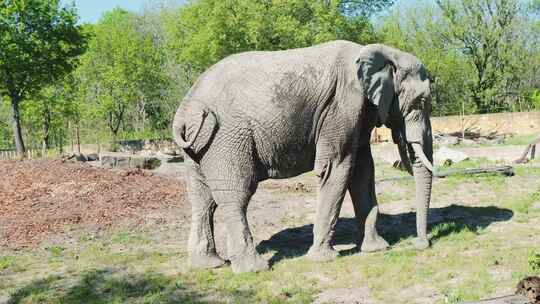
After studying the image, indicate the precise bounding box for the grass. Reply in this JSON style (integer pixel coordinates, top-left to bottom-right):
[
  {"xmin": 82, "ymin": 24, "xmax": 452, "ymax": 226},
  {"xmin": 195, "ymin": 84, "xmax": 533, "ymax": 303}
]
[
  {"xmin": 1, "ymin": 158, "xmax": 540, "ymax": 304},
  {"xmin": 502, "ymin": 134, "xmax": 538, "ymax": 146},
  {"xmin": 446, "ymin": 133, "xmax": 536, "ymax": 148}
]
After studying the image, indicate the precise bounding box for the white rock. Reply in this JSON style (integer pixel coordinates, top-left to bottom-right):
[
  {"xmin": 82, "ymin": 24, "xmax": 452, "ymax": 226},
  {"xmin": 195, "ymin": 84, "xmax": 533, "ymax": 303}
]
[
  {"xmin": 434, "ymin": 146, "xmax": 469, "ymax": 166},
  {"xmin": 434, "ymin": 134, "xmax": 460, "ymax": 146}
]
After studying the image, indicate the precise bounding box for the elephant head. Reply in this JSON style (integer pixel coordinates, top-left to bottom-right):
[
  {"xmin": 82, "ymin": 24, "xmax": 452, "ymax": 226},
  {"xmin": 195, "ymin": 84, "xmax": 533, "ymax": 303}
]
[{"xmin": 357, "ymin": 44, "xmax": 433, "ymax": 249}]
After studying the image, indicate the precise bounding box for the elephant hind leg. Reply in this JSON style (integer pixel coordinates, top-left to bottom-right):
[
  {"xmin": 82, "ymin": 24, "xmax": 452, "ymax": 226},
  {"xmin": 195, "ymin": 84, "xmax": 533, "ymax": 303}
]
[
  {"xmin": 210, "ymin": 183, "xmax": 269, "ymax": 274},
  {"xmin": 186, "ymin": 163, "xmax": 226, "ymax": 269}
]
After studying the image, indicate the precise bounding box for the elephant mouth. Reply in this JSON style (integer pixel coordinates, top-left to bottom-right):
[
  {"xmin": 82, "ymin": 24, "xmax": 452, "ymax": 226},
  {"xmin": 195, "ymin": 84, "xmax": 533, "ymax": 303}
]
[
  {"xmin": 410, "ymin": 143, "xmax": 434, "ymax": 172},
  {"xmin": 392, "ymin": 128, "xmax": 434, "ymax": 174}
]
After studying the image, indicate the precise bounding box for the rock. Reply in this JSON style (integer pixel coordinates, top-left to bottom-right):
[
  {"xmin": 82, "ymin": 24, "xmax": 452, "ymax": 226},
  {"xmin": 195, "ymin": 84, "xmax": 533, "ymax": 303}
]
[
  {"xmin": 100, "ymin": 155, "xmax": 116, "ymax": 168},
  {"xmin": 86, "ymin": 153, "xmax": 99, "ymax": 162},
  {"xmin": 130, "ymin": 157, "xmax": 146, "ymax": 169},
  {"xmin": 434, "ymin": 134, "xmax": 460, "ymax": 146},
  {"xmin": 100, "ymin": 153, "xmax": 161, "ymax": 170},
  {"xmin": 434, "ymin": 147, "xmax": 469, "ymax": 166},
  {"xmin": 115, "ymin": 156, "xmax": 131, "ymax": 169},
  {"xmin": 76, "ymin": 153, "xmax": 88, "ymax": 162},
  {"xmin": 144, "ymin": 158, "xmax": 161, "ymax": 170}
]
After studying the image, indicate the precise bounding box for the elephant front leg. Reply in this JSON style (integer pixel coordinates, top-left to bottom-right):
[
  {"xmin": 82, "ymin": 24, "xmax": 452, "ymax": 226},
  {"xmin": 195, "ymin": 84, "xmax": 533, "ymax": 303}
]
[
  {"xmin": 349, "ymin": 147, "xmax": 389, "ymax": 253},
  {"xmin": 307, "ymin": 159, "xmax": 349, "ymax": 262},
  {"xmin": 186, "ymin": 166, "xmax": 226, "ymax": 269},
  {"xmin": 211, "ymin": 185, "xmax": 269, "ymax": 273}
]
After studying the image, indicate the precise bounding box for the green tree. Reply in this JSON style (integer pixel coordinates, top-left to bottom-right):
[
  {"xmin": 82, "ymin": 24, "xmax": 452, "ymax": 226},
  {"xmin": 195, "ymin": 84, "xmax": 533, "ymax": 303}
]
[
  {"xmin": 22, "ymin": 75, "xmax": 80, "ymax": 153},
  {"xmin": 0, "ymin": 0, "xmax": 87, "ymax": 156},
  {"xmin": 77, "ymin": 8, "xmax": 169, "ymax": 149},
  {"xmin": 378, "ymin": 0, "xmax": 540, "ymax": 115},
  {"xmin": 165, "ymin": 0, "xmax": 384, "ymax": 83},
  {"xmin": 378, "ymin": 3, "xmax": 475, "ymax": 116},
  {"xmin": 436, "ymin": 0, "xmax": 523, "ymax": 113},
  {"xmin": 340, "ymin": 0, "xmax": 395, "ymax": 17}
]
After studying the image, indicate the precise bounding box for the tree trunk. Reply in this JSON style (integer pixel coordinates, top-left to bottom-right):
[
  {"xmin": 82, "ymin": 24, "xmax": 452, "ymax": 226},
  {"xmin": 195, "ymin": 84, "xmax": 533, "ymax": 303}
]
[
  {"xmin": 110, "ymin": 130, "xmax": 119, "ymax": 152},
  {"xmin": 76, "ymin": 122, "xmax": 81, "ymax": 154},
  {"xmin": 10, "ymin": 92, "xmax": 26, "ymax": 157},
  {"xmin": 42, "ymin": 109, "xmax": 51, "ymax": 156}
]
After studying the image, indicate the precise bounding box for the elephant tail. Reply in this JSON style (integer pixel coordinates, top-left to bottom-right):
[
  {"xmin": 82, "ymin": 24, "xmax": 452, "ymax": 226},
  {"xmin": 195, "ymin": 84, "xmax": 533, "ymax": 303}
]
[{"xmin": 173, "ymin": 104, "xmax": 216, "ymax": 152}]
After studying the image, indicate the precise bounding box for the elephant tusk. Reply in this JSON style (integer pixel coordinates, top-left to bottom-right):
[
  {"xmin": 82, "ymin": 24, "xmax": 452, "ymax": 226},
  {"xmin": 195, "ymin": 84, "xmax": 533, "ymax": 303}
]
[
  {"xmin": 397, "ymin": 143, "xmax": 413, "ymax": 175},
  {"xmin": 411, "ymin": 143, "xmax": 434, "ymax": 172}
]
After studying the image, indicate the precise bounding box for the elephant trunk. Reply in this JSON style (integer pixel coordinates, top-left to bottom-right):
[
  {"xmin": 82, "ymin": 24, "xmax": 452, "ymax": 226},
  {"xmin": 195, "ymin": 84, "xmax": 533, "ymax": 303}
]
[
  {"xmin": 394, "ymin": 113, "xmax": 433, "ymax": 249},
  {"xmin": 409, "ymin": 127, "xmax": 433, "ymax": 249},
  {"xmin": 412, "ymin": 152, "xmax": 433, "ymax": 246}
]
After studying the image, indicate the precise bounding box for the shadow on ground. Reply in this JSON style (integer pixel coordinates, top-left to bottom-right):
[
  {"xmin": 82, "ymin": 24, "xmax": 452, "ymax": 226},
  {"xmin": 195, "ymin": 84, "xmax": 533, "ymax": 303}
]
[
  {"xmin": 257, "ymin": 204, "xmax": 513, "ymax": 266},
  {"xmin": 7, "ymin": 268, "xmax": 233, "ymax": 304}
]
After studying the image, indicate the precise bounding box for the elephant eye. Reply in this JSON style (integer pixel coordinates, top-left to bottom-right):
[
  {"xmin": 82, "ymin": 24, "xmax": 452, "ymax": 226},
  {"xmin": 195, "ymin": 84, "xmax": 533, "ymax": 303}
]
[{"xmin": 410, "ymin": 98, "xmax": 424, "ymax": 110}]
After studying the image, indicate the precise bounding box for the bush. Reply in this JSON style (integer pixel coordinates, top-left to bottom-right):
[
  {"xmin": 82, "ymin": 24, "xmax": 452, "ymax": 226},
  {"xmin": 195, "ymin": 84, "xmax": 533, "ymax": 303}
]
[{"xmin": 529, "ymin": 251, "xmax": 540, "ymax": 273}]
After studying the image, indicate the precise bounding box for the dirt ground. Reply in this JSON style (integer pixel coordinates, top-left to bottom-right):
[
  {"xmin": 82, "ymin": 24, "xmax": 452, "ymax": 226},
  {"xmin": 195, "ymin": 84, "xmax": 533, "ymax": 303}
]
[
  {"xmin": 0, "ymin": 143, "xmax": 539, "ymax": 304},
  {"xmin": 0, "ymin": 159, "xmax": 188, "ymax": 249}
]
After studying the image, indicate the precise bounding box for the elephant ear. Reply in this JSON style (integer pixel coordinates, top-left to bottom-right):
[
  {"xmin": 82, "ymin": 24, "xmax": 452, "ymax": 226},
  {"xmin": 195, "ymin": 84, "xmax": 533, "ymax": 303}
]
[{"xmin": 356, "ymin": 47, "xmax": 396, "ymax": 125}]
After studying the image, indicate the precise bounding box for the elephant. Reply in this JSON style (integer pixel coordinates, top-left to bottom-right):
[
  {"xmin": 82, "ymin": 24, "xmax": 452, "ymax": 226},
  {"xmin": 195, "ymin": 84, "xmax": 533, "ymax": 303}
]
[{"xmin": 173, "ymin": 40, "xmax": 434, "ymax": 273}]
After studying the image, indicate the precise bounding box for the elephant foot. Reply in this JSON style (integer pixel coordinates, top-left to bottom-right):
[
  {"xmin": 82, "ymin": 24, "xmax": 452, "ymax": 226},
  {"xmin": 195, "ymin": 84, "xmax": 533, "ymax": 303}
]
[
  {"xmin": 412, "ymin": 237, "xmax": 430, "ymax": 250},
  {"xmin": 231, "ymin": 253, "xmax": 269, "ymax": 274},
  {"xmin": 361, "ymin": 235, "xmax": 389, "ymax": 253},
  {"xmin": 189, "ymin": 253, "xmax": 226, "ymax": 269},
  {"xmin": 306, "ymin": 245, "xmax": 339, "ymax": 262}
]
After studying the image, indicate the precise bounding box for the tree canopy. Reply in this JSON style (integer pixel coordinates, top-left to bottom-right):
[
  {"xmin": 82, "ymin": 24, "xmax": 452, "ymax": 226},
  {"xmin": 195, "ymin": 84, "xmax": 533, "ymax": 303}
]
[
  {"xmin": 0, "ymin": 0, "xmax": 87, "ymax": 154},
  {"xmin": 378, "ymin": 0, "xmax": 540, "ymax": 115},
  {"xmin": 0, "ymin": 0, "xmax": 539, "ymax": 153},
  {"xmin": 165, "ymin": 0, "xmax": 380, "ymax": 81}
]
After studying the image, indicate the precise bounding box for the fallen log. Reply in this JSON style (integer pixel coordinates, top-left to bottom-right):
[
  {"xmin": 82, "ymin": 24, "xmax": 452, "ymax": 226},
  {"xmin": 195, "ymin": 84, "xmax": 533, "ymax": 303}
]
[
  {"xmin": 434, "ymin": 165, "xmax": 515, "ymax": 178},
  {"xmin": 379, "ymin": 165, "xmax": 515, "ymax": 182},
  {"xmin": 461, "ymin": 294, "xmax": 532, "ymax": 304}
]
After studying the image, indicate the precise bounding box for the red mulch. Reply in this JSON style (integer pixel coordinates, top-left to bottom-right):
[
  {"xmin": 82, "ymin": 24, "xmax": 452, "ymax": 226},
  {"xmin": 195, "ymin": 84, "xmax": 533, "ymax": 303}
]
[{"xmin": 0, "ymin": 159, "xmax": 187, "ymax": 250}]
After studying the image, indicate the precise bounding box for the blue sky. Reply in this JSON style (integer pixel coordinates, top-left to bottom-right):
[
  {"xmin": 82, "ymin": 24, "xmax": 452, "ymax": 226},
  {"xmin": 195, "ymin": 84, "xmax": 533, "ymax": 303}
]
[{"xmin": 68, "ymin": 0, "xmax": 185, "ymax": 23}]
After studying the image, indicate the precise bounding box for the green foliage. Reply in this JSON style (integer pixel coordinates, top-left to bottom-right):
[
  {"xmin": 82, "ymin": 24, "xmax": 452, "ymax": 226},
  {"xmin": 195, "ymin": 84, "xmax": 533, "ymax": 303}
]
[
  {"xmin": 0, "ymin": 0, "xmax": 87, "ymax": 96},
  {"xmin": 529, "ymin": 251, "xmax": 540, "ymax": 273},
  {"xmin": 378, "ymin": 0, "xmax": 540, "ymax": 116},
  {"xmin": 165, "ymin": 0, "xmax": 378, "ymax": 81},
  {"xmin": 21, "ymin": 75, "xmax": 80, "ymax": 150},
  {"xmin": 436, "ymin": 0, "xmax": 521, "ymax": 113},
  {"xmin": 1, "ymin": 0, "xmax": 539, "ymax": 150},
  {"xmin": 0, "ymin": 255, "xmax": 15, "ymax": 271},
  {"xmin": 529, "ymin": 89, "xmax": 540, "ymax": 110},
  {"xmin": 378, "ymin": 3, "xmax": 475, "ymax": 116},
  {"xmin": 0, "ymin": 0, "xmax": 87, "ymax": 152},
  {"xmin": 77, "ymin": 8, "xmax": 170, "ymax": 148}
]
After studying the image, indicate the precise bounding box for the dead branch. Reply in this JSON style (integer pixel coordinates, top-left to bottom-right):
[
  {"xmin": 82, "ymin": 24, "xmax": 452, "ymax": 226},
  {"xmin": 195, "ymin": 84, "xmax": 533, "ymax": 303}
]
[
  {"xmin": 514, "ymin": 134, "xmax": 540, "ymax": 164},
  {"xmin": 460, "ymin": 294, "xmax": 532, "ymax": 304}
]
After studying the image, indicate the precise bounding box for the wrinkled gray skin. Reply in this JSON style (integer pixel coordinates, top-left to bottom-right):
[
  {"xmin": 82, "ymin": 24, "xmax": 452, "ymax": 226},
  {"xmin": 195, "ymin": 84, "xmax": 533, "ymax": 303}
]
[{"xmin": 173, "ymin": 41, "xmax": 434, "ymax": 273}]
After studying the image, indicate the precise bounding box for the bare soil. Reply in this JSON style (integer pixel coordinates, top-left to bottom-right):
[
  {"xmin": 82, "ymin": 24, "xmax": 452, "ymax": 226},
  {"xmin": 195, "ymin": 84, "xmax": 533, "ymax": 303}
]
[
  {"xmin": 1, "ymin": 144, "xmax": 538, "ymax": 303},
  {"xmin": 0, "ymin": 159, "xmax": 188, "ymax": 250}
]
